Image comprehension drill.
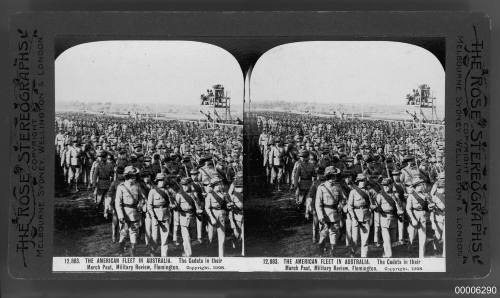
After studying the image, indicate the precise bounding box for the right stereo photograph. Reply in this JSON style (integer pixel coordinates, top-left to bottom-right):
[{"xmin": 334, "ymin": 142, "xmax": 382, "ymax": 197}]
[{"xmin": 244, "ymin": 41, "xmax": 445, "ymax": 270}]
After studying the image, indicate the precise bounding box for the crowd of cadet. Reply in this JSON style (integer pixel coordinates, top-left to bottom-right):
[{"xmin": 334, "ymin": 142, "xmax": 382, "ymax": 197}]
[
  {"xmin": 55, "ymin": 112, "xmax": 243, "ymax": 257},
  {"xmin": 256, "ymin": 111, "xmax": 445, "ymax": 258}
]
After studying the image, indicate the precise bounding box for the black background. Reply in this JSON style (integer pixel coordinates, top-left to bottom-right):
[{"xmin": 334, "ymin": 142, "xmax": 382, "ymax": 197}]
[{"xmin": 1, "ymin": 1, "xmax": 499, "ymax": 297}]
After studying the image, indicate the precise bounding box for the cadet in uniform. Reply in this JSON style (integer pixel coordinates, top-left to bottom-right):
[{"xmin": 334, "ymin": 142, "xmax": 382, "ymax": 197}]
[
  {"xmin": 92, "ymin": 152, "xmax": 114, "ymax": 212},
  {"xmin": 205, "ymin": 177, "xmax": 229, "ymax": 257},
  {"xmin": 115, "ymin": 166, "xmax": 144, "ymax": 256},
  {"xmin": 347, "ymin": 174, "xmax": 377, "ymax": 258},
  {"xmin": 406, "ymin": 178, "xmax": 430, "ymax": 258},
  {"xmin": 189, "ymin": 169, "xmax": 205, "ymax": 243},
  {"xmin": 429, "ymin": 172, "xmax": 445, "ymax": 256},
  {"xmin": 375, "ymin": 178, "xmax": 404, "ymax": 257},
  {"xmin": 68, "ymin": 138, "xmax": 83, "ymax": 191},
  {"xmin": 175, "ymin": 177, "xmax": 202, "ymax": 257},
  {"xmin": 269, "ymin": 139, "xmax": 285, "ymax": 190},
  {"xmin": 315, "ymin": 166, "xmax": 345, "ymax": 255},
  {"xmin": 391, "ymin": 170, "xmax": 407, "ymax": 244},
  {"xmin": 104, "ymin": 166, "xmax": 125, "ymax": 243},
  {"xmin": 292, "ymin": 150, "xmax": 316, "ymax": 210},
  {"xmin": 305, "ymin": 169, "xmax": 325, "ymax": 244},
  {"xmin": 147, "ymin": 173, "xmax": 174, "ymax": 257},
  {"xmin": 227, "ymin": 175, "xmax": 244, "ymax": 255}
]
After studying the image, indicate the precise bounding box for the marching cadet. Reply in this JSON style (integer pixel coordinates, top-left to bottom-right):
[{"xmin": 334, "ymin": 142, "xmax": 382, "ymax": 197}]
[
  {"xmin": 115, "ymin": 166, "xmax": 144, "ymax": 256},
  {"xmin": 176, "ymin": 177, "xmax": 203, "ymax": 257},
  {"xmin": 227, "ymin": 175, "xmax": 244, "ymax": 254},
  {"xmin": 139, "ymin": 169, "xmax": 154, "ymax": 252},
  {"xmin": 269, "ymin": 139, "xmax": 285, "ymax": 190},
  {"xmin": 400, "ymin": 155, "xmax": 425, "ymax": 193},
  {"xmin": 305, "ymin": 168, "xmax": 325, "ymax": 244},
  {"xmin": 406, "ymin": 178, "xmax": 431, "ymax": 258},
  {"xmin": 315, "ymin": 166, "xmax": 345, "ymax": 255},
  {"xmin": 92, "ymin": 152, "xmax": 115, "ymax": 212},
  {"xmin": 347, "ymin": 174, "xmax": 377, "ymax": 258},
  {"xmin": 104, "ymin": 166, "xmax": 125, "ymax": 243},
  {"xmin": 190, "ymin": 168, "xmax": 205, "ymax": 244},
  {"xmin": 147, "ymin": 173, "xmax": 175, "ymax": 257},
  {"xmin": 263, "ymin": 140, "xmax": 272, "ymax": 184},
  {"xmin": 198, "ymin": 157, "xmax": 220, "ymax": 193},
  {"xmin": 151, "ymin": 153, "xmax": 162, "ymax": 175},
  {"xmin": 60, "ymin": 143, "xmax": 71, "ymax": 185},
  {"xmin": 205, "ymin": 177, "xmax": 229, "ymax": 257},
  {"xmin": 68, "ymin": 137, "xmax": 83, "ymax": 191},
  {"xmin": 429, "ymin": 172, "xmax": 445, "ymax": 256},
  {"xmin": 89, "ymin": 150, "xmax": 103, "ymax": 191},
  {"xmin": 292, "ymin": 150, "xmax": 316, "ymax": 210},
  {"xmin": 391, "ymin": 170, "xmax": 407, "ymax": 244},
  {"xmin": 375, "ymin": 178, "xmax": 404, "ymax": 257},
  {"xmin": 341, "ymin": 170, "xmax": 355, "ymax": 254}
]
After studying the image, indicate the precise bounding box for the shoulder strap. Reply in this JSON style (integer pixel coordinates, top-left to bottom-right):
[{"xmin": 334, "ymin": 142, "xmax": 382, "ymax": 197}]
[
  {"xmin": 179, "ymin": 190, "xmax": 198, "ymax": 209},
  {"xmin": 380, "ymin": 191, "xmax": 397, "ymax": 210},
  {"xmin": 199, "ymin": 167, "xmax": 213, "ymax": 179},
  {"xmin": 352, "ymin": 185, "xmax": 371, "ymax": 205},
  {"xmin": 320, "ymin": 184, "xmax": 340, "ymax": 205},
  {"xmin": 152, "ymin": 186, "xmax": 172, "ymax": 206},
  {"xmin": 210, "ymin": 191, "xmax": 227, "ymax": 208},
  {"xmin": 411, "ymin": 190, "xmax": 429, "ymax": 209}
]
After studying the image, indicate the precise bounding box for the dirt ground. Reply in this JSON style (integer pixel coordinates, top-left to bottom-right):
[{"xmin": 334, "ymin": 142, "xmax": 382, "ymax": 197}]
[
  {"xmin": 54, "ymin": 188, "xmax": 243, "ymax": 257},
  {"xmin": 244, "ymin": 187, "xmax": 443, "ymax": 258}
]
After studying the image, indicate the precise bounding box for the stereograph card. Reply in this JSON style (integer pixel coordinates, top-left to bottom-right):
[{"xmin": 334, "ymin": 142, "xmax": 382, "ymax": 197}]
[{"xmin": 8, "ymin": 11, "xmax": 490, "ymax": 280}]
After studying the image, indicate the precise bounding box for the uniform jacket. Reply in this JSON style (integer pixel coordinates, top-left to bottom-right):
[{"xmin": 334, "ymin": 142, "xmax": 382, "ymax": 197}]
[{"xmin": 115, "ymin": 181, "xmax": 144, "ymax": 222}]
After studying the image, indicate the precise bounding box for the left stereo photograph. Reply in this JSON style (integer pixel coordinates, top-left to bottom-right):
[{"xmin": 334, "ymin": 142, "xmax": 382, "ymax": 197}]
[{"xmin": 53, "ymin": 40, "xmax": 244, "ymax": 263}]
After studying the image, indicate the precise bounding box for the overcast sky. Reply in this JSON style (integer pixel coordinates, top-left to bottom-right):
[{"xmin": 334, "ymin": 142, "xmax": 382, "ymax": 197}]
[
  {"xmin": 56, "ymin": 40, "xmax": 244, "ymax": 107},
  {"xmin": 251, "ymin": 41, "xmax": 445, "ymax": 109}
]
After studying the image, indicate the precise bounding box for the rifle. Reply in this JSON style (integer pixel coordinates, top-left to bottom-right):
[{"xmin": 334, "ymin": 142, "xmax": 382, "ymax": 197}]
[{"xmin": 384, "ymin": 159, "xmax": 391, "ymax": 178}]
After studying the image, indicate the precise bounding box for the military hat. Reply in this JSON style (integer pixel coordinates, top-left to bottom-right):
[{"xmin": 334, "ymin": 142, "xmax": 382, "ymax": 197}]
[
  {"xmin": 355, "ymin": 173, "xmax": 367, "ymax": 181},
  {"xmin": 116, "ymin": 166, "xmax": 125, "ymax": 175},
  {"xmin": 381, "ymin": 178, "xmax": 393, "ymax": 186},
  {"xmin": 180, "ymin": 177, "xmax": 191, "ymax": 185},
  {"xmin": 124, "ymin": 166, "xmax": 139, "ymax": 176},
  {"xmin": 391, "ymin": 170, "xmax": 401, "ymax": 176},
  {"xmin": 345, "ymin": 156, "xmax": 354, "ymax": 162},
  {"xmin": 190, "ymin": 168, "xmax": 200, "ymax": 175},
  {"xmin": 324, "ymin": 166, "xmax": 341, "ymax": 176},
  {"xmin": 133, "ymin": 143, "xmax": 142, "ymax": 149},
  {"xmin": 182, "ymin": 155, "xmax": 191, "ymax": 163},
  {"xmin": 155, "ymin": 173, "xmax": 166, "ymax": 182}
]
